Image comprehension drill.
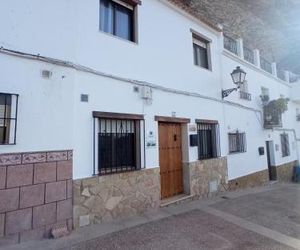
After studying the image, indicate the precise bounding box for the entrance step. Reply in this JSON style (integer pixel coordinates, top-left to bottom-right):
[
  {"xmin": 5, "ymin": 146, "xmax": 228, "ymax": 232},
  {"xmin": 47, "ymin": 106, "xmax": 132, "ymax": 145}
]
[
  {"xmin": 160, "ymin": 194, "xmax": 195, "ymax": 208},
  {"xmin": 269, "ymin": 180, "xmax": 279, "ymax": 186}
]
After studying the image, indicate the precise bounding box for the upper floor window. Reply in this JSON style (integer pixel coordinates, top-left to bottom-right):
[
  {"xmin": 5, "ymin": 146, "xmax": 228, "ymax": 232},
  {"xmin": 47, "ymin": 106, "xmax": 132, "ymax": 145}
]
[
  {"xmin": 196, "ymin": 120, "xmax": 220, "ymax": 160},
  {"xmin": 100, "ymin": 0, "xmax": 138, "ymax": 42},
  {"xmin": 193, "ymin": 35, "xmax": 211, "ymax": 70},
  {"xmin": 281, "ymin": 133, "xmax": 290, "ymax": 157},
  {"xmin": 239, "ymin": 81, "xmax": 251, "ymax": 101},
  {"xmin": 228, "ymin": 131, "xmax": 247, "ymax": 154},
  {"xmin": 0, "ymin": 93, "xmax": 19, "ymax": 145}
]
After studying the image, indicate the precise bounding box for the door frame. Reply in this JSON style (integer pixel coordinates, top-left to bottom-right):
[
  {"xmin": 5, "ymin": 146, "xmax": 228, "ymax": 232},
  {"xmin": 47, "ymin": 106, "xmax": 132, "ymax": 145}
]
[
  {"xmin": 155, "ymin": 116, "xmax": 190, "ymax": 199},
  {"xmin": 266, "ymin": 140, "xmax": 277, "ymax": 181}
]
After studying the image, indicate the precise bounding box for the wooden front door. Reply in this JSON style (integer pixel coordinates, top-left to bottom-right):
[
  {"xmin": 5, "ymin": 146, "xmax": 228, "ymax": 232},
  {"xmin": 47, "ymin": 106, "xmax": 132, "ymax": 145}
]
[{"xmin": 159, "ymin": 122, "xmax": 183, "ymax": 199}]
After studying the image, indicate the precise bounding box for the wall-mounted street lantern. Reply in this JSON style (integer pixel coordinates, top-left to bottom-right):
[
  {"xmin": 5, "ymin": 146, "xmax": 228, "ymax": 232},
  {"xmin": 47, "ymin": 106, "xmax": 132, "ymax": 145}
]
[{"xmin": 222, "ymin": 66, "xmax": 247, "ymax": 98}]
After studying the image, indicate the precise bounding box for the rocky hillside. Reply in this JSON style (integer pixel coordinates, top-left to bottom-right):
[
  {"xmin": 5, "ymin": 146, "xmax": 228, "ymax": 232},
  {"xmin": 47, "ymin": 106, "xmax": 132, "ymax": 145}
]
[{"xmin": 169, "ymin": 0, "xmax": 300, "ymax": 74}]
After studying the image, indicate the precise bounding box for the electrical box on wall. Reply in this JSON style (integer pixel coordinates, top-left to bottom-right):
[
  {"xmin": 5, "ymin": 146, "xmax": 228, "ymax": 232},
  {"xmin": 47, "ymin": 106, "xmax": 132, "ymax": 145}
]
[
  {"xmin": 190, "ymin": 134, "xmax": 198, "ymax": 147},
  {"xmin": 141, "ymin": 86, "xmax": 152, "ymax": 99},
  {"xmin": 258, "ymin": 147, "xmax": 265, "ymax": 155}
]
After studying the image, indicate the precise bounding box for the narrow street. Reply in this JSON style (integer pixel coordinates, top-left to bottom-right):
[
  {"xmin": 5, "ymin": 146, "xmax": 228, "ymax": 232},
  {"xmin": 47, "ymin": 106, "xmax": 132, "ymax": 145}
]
[{"xmin": 6, "ymin": 183, "xmax": 300, "ymax": 250}]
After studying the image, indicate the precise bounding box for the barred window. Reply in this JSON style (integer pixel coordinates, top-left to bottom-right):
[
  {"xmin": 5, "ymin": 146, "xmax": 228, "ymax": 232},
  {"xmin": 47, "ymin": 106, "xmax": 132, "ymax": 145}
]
[
  {"xmin": 93, "ymin": 112, "xmax": 145, "ymax": 175},
  {"xmin": 281, "ymin": 133, "xmax": 290, "ymax": 157},
  {"xmin": 228, "ymin": 132, "xmax": 247, "ymax": 153},
  {"xmin": 196, "ymin": 121, "xmax": 220, "ymax": 160},
  {"xmin": 0, "ymin": 93, "xmax": 19, "ymax": 145}
]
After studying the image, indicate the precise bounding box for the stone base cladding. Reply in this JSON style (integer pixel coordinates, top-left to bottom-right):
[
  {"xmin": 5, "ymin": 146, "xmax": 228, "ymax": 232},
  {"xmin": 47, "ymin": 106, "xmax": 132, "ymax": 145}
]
[
  {"xmin": 73, "ymin": 168, "xmax": 160, "ymax": 228},
  {"xmin": 276, "ymin": 161, "xmax": 298, "ymax": 182},
  {"xmin": 228, "ymin": 169, "xmax": 269, "ymax": 191},
  {"xmin": 183, "ymin": 157, "xmax": 228, "ymax": 199},
  {"xmin": 228, "ymin": 160, "xmax": 298, "ymax": 191},
  {"xmin": 0, "ymin": 150, "xmax": 73, "ymax": 247}
]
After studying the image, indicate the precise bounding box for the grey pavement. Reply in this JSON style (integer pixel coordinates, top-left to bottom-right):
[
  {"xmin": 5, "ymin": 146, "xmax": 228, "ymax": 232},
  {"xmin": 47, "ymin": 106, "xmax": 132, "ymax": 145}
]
[{"xmin": 3, "ymin": 183, "xmax": 300, "ymax": 250}]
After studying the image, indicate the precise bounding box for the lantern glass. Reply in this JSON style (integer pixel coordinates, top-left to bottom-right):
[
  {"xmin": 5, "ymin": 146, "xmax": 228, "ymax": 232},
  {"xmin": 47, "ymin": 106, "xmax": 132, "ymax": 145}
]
[{"xmin": 231, "ymin": 66, "xmax": 246, "ymax": 86}]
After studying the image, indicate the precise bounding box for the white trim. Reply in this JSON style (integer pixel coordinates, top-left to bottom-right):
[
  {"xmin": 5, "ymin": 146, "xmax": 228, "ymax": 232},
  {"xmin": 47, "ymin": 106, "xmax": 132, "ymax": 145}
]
[
  {"xmin": 193, "ymin": 37, "xmax": 207, "ymax": 49},
  {"xmin": 112, "ymin": 0, "xmax": 134, "ymax": 10}
]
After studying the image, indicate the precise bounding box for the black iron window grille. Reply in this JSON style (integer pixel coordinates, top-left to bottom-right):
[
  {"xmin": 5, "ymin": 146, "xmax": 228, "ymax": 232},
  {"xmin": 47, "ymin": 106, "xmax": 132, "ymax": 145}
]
[
  {"xmin": 197, "ymin": 122, "xmax": 220, "ymax": 160},
  {"xmin": 93, "ymin": 113, "xmax": 145, "ymax": 175},
  {"xmin": 239, "ymin": 91, "xmax": 252, "ymax": 101},
  {"xmin": 224, "ymin": 35, "xmax": 238, "ymax": 55},
  {"xmin": 228, "ymin": 132, "xmax": 247, "ymax": 154},
  {"xmin": 0, "ymin": 93, "xmax": 19, "ymax": 145},
  {"xmin": 281, "ymin": 133, "xmax": 290, "ymax": 157}
]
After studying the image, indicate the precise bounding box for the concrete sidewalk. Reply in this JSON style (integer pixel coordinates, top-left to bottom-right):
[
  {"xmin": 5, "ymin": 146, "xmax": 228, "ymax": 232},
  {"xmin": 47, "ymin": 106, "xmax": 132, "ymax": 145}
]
[{"xmin": 3, "ymin": 183, "xmax": 300, "ymax": 250}]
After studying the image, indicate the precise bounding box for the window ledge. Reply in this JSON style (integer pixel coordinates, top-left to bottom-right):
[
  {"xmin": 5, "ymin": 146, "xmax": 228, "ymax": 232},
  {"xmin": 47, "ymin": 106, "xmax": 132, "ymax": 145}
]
[
  {"xmin": 228, "ymin": 152, "xmax": 247, "ymax": 155},
  {"xmin": 193, "ymin": 64, "xmax": 212, "ymax": 72},
  {"xmin": 98, "ymin": 30, "xmax": 138, "ymax": 46}
]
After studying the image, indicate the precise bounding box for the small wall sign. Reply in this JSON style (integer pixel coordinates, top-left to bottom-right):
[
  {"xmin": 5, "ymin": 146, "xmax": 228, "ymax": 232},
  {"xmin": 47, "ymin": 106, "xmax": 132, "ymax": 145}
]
[
  {"xmin": 146, "ymin": 131, "xmax": 156, "ymax": 148},
  {"xmin": 189, "ymin": 124, "xmax": 197, "ymax": 132}
]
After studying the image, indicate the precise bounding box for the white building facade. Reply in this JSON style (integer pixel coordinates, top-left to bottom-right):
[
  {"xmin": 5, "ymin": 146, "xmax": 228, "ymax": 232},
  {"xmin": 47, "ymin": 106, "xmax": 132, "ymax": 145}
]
[{"xmin": 0, "ymin": 0, "xmax": 299, "ymax": 244}]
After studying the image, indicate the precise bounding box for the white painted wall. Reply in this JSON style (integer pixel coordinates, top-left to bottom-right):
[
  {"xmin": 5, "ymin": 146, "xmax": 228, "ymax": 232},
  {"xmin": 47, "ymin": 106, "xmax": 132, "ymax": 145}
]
[{"xmin": 0, "ymin": 0, "xmax": 299, "ymax": 180}]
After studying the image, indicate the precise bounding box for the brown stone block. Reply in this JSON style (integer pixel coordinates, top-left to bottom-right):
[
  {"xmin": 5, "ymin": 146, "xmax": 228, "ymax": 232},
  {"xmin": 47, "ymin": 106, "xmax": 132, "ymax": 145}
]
[
  {"xmin": 0, "ymin": 188, "xmax": 19, "ymax": 213},
  {"xmin": 57, "ymin": 161, "xmax": 72, "ymax": 181},
  {"xmin": 67, "ymin": 218, "xmax": 73, "ymax": 231},
  {"xmin": 45, "ymin": 181, "xmax": 66, "ymax": 203},
  {"xmin": 45, "ymin": 220, "xmax": 67, "ymax": 238},
  {"xmin": 6, "ymin": 208, "xmax": 32, "ymax": 235},
  {"xmin": 0, "ymin": 167, "xmax": 6, "ymax": 190},
  {"xmin": 47, "ymin": 151, "xmax": 68, "ymax": 162},
  {"xmin": 67, "ymin": 179, "xmax": 73, "ymax": 199},
  {"xmin": 57, "ymin": 199, "xmax": 72, "ymax": 221},
  {"xmin": 34, "ymin": 162, "xmax": 56, "ymax": 184},
  {"xmin": 7, "ymin": 164, "xmax": 33, "ymax": 188},
  {"xmin": 20, "ymin": 184, "xmax": 45, "ymax": 209},
  {"xmin": 67, "ymin": 151, "xmax": 73, "ymax": 161},
  {"xmin": 0, "ymin": 214, "xmax": 4, "ymax": 237},
  {"xmin": 20, "ymin": 227, "xmax": 46, "ymax": 243},
  {"xmin": 22, "ymin": 152, "xmax": 47, "ymax": 164},
  {"xmin": 33, "ymin": 203, "xmax": 56, "ymax": 228},
  {"xmin": 0, "ymin": 234, "xmax": 19, "ymax": 247},
  {"xmin": 0, "ymin": 153, "xmax": 21, "ymax": 166}
]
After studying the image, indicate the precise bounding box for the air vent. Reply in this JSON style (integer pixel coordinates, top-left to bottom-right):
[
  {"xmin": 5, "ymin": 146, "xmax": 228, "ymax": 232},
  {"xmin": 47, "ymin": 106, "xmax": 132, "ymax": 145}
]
[
  {"xmin": 41, "ymin": 70, "xmax": 52, "ymax": 79},
  {"xmin": 81, "ymin": 94, "xmax": 89, "ymax": 102}
]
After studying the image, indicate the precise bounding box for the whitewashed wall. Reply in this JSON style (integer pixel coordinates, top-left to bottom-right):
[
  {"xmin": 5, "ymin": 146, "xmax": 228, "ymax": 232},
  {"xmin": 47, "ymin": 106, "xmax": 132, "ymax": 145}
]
[{"xmin": 0, "ymin": 0, "xmax": 299, "ymax": 180}]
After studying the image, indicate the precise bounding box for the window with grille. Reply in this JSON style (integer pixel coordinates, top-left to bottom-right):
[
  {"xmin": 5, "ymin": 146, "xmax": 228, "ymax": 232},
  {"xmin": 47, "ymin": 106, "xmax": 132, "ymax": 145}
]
[
  {"xmin": 94, "ymin": 112, "xmax": 144, "ymax": 175},
  {"xmin": 193, "ymin": 35, "xmax": 211, "ymax": 70},
  {"xmin": 281, "ymin": 133, "xmax": 290, "ymax": 157},
  {"xmin": 0, "ymin": 93, "xmax": 18, "ymax": 145},
  {"xmin": 100, "ymin": 0, "xmax": 136, "ymax": 42},
  {"xmin": 228, "ymin": 132, "xmax": 247, "ymax": 154},
  {"xmin": 196, "ymin": 121, "xmax": 220, "ymax": 160}
]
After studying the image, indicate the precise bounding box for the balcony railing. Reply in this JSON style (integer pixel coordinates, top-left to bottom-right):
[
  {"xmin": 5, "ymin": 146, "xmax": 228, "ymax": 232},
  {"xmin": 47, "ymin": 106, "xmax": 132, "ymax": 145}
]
[
  {"xmin": 243, "ymin": 47, "xmax": 254, "ymax": 64},
  {"xmin": 277, "ymin": 69, "xmax": 285, "ymax": 81},
  {"xmin": 239, "ymin": 91, "xmax": 252, "ymax": 101},
  {"xmin": 224, "ymin": 36, "xmax": 238, "ymax": 55},
  {"xmin": 264, "ymin": 107, "xmax": 282, "ymax": 129},
  {"xmin": 260, "ymin": 57, "xmax": 272, "ymax": 74}
]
